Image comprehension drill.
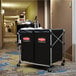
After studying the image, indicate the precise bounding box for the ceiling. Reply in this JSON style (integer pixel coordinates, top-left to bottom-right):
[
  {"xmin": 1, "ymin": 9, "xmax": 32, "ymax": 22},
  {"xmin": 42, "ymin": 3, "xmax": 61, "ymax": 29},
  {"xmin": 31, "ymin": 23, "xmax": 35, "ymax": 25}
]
[
  {"xmin": 2, "ymin": 0, "xmax": 37, "ymax": 9},
  {"xmin": 2, "ymin": 0, "xmax": 37, "ymax": 20}
]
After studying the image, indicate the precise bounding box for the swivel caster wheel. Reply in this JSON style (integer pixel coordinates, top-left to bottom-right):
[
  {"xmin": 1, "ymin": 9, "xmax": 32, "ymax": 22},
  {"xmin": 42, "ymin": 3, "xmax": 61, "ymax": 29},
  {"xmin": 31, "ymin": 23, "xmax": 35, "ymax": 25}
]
[
  {"xmin": 17, "ymin": 63, "xmax": 20, "ymax": 67},
  {"xmin": 17, "ymin": 61, "xmax": 21, "ymax": 67},
  {"xmin": 61, "ymin": 60, "xmax": 65, "ymax": 66},
  {"xmin": 47, "ymin": 66, "xmax": 53, "ymax": 72},
  {"xmin": 61, "ymin": 63, "xmax": 65, "ymax": 66},
  {"xmin": 48, "ymin": 68, "xmax": 52, "ymax": 72}
]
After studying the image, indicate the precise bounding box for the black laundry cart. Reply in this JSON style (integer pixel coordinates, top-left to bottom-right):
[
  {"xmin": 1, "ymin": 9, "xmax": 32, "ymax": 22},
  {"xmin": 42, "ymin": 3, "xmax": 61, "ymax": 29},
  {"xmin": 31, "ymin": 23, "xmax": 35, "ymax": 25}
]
[{"xmin": 17, "ymin": 29, "xmax": 65, "ymax": 71}]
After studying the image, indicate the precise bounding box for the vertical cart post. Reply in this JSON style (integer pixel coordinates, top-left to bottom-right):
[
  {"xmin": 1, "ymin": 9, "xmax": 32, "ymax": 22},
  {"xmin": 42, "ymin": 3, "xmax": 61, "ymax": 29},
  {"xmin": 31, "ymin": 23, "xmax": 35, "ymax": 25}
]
[
  {"xmin": 61, "ymin": 30, "xmax": 66, "ymax": 66},
  {"xmin": 17, "ymin": 32, "xmax": 22, "ymax": 67}
]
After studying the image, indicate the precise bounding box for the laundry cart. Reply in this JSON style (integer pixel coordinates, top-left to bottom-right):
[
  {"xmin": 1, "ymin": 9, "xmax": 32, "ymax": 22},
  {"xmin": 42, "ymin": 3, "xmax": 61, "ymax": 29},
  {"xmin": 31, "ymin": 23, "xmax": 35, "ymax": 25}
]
[{"xmin": 17, "ymin": 29, "xmax": 65, "ymax": 71}]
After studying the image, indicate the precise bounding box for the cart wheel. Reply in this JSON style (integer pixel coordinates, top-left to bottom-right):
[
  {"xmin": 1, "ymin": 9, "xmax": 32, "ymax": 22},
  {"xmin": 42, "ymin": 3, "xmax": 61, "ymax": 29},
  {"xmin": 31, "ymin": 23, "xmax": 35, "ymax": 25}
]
[
  {"xmin": 62, "ymin": 60, "xmax": 65, "ymax": 63},
  {"xmin": 17, "ymin": 60, "xmax": 21, "ymax": 67},
  {"xmin": 47, "ymin": 65, "xmax": 54, "ymax": 72},
  {"xmin": 17, "ymin": 63, "xmax": 20, "ymax": 67},
  {"xmin": 61, "ymin": 62, "xmax": 65, "ymax": 66},
  {"xmin": 48, "ymin": 68, "xmax": 52, "ymax": 72},
  {"xmin": 61, "ymin": 60, "xmax": 65, "ymax": 66}
]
